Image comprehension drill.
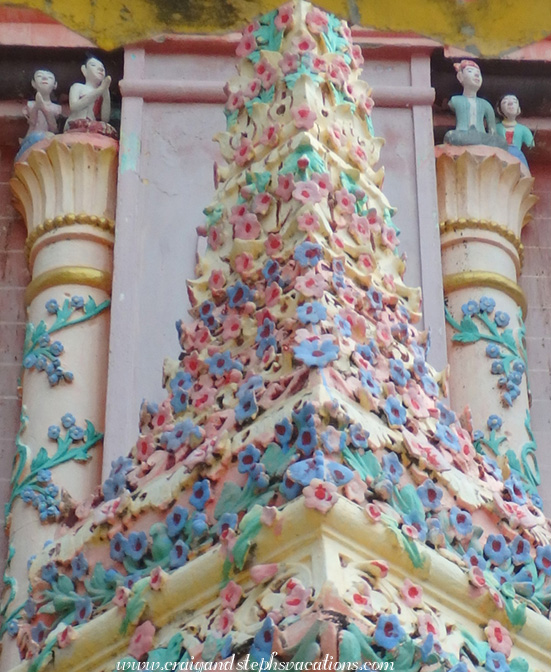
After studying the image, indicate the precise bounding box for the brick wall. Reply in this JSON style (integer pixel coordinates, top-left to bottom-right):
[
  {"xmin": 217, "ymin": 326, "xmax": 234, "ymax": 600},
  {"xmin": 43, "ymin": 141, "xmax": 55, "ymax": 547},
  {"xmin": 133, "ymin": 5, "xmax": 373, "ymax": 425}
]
[
  {"xmin": 520, "ymin": 161, "xmax": 551, "ymax": 513},
  {"xmin": 0, "ymin": 143, "xmax": 28, "ymax": 574}
]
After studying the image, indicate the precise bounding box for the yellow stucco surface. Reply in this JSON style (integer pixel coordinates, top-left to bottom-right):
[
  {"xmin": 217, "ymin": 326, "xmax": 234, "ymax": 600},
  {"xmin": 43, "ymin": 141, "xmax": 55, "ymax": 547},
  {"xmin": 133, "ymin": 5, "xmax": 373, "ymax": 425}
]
[{"xmin": 2, "ymin": 0, "xmax": 551, "ymax": 57}]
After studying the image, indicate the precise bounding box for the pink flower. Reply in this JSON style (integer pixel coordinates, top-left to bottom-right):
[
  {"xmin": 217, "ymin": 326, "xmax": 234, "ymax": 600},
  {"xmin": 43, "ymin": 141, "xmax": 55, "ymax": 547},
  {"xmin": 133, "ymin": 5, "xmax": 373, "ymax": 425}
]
[
  {"xmin": 113, "ymin": 586, "xmax": 131, "ymax": 608},
  {"xmin": 312, "ymin": 172, "xmax": 332, "ymax": 195},
  {"xmin": 279, "ymin": 51, "xmax": 299, "ymax": 75},
  {"xmin": 349, "ymin": 143, "xmax": 368, "ymax": 168},
  {"xmin": 485, "ymin": 620, "xmax": 512, "ymax": 657},
  {"xmin": 215, "ymin": 608, "xmax": 234, "ymax": 635},
  {"xmin": 136, "ymin": 434, "xmax": 155, "ymax": 462},
  {"xmin": 366, "ymin": 559, "xmax": 388, "ymax": 578},
  {"xmin": 344, "ymin": 472, "xmax": 368, "ymax": 503},
  {"xmin": 297, "ymin": 211, "xmax": 319, "ymax": 232},
  {"xmin": 234, "ymin": 137, "xmax": 254, "ymax": 166},
  {"xmin": 469, "ymin": 566, "xmax": 486, "ymax": 588},
  {"xmin": 401, "ymin": 579, "xmax": 423, "ymax": 607},
  {"xmin": 284, "ymin": 579, "xmax": 310, "ymax": 615},
  {"xmin": 255, "ymin": 60, "xmax": 277, "ymax": 89},
  {"xmin": 57, "ymin": 625, "xmax": 77, "ymax": 649},
  {"xmin": 260, "ymin": 124, "xmax": 280, "ymax": 146},
  {"xmin": 265, "ymin": 233, "xmax": 283, "ymax": 256},
  {"xmin": 234, "ymin": 213, "xmax": 260, "ymax": 239},
  {"xmin": 358, "ymin": 253, "xmax": 374, "ymax": 272},
  {"xmin": 294, "ymin": 34, "xmax": 316, "ymax": 53},
  {"xmin": 229, "ymin": 203, "xmax": 248, "ymax": 224},
  {"xmin": 235, "ymin": 252, "xmax": 255, "ymax": 276},
  {"xmin": 327, "ymin": 124, "xmax": 345, "ymax": 148},
  {"xmin": 293, "ymin": 180, "xmax": 322, "ymax": 204},
  {"xmin": 335, "ymin": 188, "xmax": 356, "ymax": 214},
  {"xmin": 208, "ymin": 269, "xmax": 226, "ymax": 292},
  {"xmin": 128, "ymin": 621, "xmax": 156, "ymax": 660},
  {"xmin": 351, "ymin": 44, "xmax": 365, "ymax": 67},
  {"xmin": 306, "ymin": 8, "xmax": 328, "ymax": 33},
  {"xmin": 243, "ymin": 19, "xmax": 260, "ymax": 35},
  {"xmin": 252, "ymin": 192, "xmax": 273, "ymax": 215},
  {"xmin": 275, "ymin": 3, "xmax": 294, "ymax": 30},
  {"xmin": 275, "ymin": 173, "xmax": 295, "ymax": 201},
  {"xmin": 403, "ymin": 524, "xmax": 419, "ymax": 539},
  {"xmin": 190, "ymin": 379, "xmax": 216, "ymax": 409},
  {"xmin": 402, "ymin": 385, "xmax": 431, "ymax": 419},
  {"xmin": 381, "ymin": 226, "xmax": 398, "ymax": 250},
  {"xmin": 220, "ymin": 580, "xmax": 242, "ymax": 610},
  {"xmin": 250, "ymin": 563, "xmax": 279, "ymax": 584},
  {"xmin": 295, "ymin": 270, "xmax": 327, "ymax": 298},
  {"xmin": 151, "ymin": 399, "xmax": 174, "ymax": 429},
  {"xmin": 244, "ymin": 78, "xmax": 262, "ymax": 99},
  {"xmin": 150, "ymin": 566, "xmax": 166, "ymax": 591},
  {"xmin": 236, "ymin": 34, "xmax": 257, "ymax": 58},
  {"xmin": 207, "ymin": 225, "xmax": 224, "ymax": 250},
  {"xmin": 375, "ymin": 321, "xmax": 393, "ymax": 347},
  {"xmin": 226, "ymin": 90, "xmax": 244, "ymax": 112},
  {"xmin": 183, "ymin": 351, "xmax": 202, "ymax": 376},
  {"xmin": 417, "ymin": 613, "xmax": 438, "ymax": 638},
  {"xmin": 265, "ymin": 282, "xmax": 282, "ymax": 307},
  {"xmin": 193, "ymin": 326, "xmax": 211, "ymax": 349},
  {"xmin": 303, "ymin": 479, "xmax": 338, "ymax": 513},
  {"xmin": 292, "ymin": 104, "xmax": 316, "ymax": 130}
]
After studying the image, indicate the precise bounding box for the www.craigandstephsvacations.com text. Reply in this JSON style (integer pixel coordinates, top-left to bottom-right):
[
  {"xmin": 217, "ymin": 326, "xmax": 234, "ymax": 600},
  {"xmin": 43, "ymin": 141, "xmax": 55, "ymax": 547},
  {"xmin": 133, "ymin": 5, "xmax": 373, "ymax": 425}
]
[{"xmin": 115, "ymin": 656, "xmax": 395, "ymax": 671}]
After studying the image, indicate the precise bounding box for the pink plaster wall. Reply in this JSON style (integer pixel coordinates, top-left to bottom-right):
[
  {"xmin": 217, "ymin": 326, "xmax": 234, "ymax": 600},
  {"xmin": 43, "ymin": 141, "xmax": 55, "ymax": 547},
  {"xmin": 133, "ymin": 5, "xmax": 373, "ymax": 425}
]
[
  {"xmin": 0, "ymin": 142, "xmax": 28, "ymax": 575},
  {"xmin": 103, "ymin": 38, "xmax": 446, "ymax": 472},
  {"xmin": 520, "ymin": 161, "xmax": 551, "ymax": 513}
]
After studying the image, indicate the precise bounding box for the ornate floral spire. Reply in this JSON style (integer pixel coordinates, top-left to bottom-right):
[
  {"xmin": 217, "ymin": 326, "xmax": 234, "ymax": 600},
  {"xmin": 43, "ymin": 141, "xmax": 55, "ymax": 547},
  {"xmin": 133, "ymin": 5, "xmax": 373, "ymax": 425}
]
[{"xmin": 3, "ymin": 3, "xmax": 551, "ymax": 671}]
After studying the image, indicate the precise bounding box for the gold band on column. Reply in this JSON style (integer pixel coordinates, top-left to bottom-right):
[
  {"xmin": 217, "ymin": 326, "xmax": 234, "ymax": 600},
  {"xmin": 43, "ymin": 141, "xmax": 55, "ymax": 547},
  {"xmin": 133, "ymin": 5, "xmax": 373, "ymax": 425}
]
[
  {"xmin": 439, "ymin": 219, "xmax": 524, "ymax": 266},
  {"xmin": 443, "ymin": 271, "xmax": 527, "ymax": 318},
  {"xmin": 25, "ymin": 267, "xmax": 112, "ymax": 306}
]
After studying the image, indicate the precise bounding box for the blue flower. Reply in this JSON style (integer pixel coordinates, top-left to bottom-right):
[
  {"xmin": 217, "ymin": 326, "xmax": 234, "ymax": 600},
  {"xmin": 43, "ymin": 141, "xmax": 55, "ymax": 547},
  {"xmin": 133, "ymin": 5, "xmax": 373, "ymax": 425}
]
[
  {"xmin": 161, "ymin": 420, "xmax": 201, "ymax": 452},
  {"xmin": 512, "ymin": 567, "xmax": 536, "ymax": 598},
  {"xmin": 250, "ymin": 463, "xmax": 269, "ymax": 488},
  {"xmin": 23, "ymin": 354, "xmax": 37, "ymax": 369},
  {"xmin": 190, "ymin": 479, "xmax": 210, "ymax": 511},
  {"xmin": 507, "ymin": 370, "xmax": 523, "ymax": 385},
  {"xmin": 360, "ymin": 369, "xmax": 381, "ymax": 396},
  {"xmin": 449, "ymin": 664, "xmax": 468, "ymax": 672},
  {"xmin": 124, "ymin": 573, "xmax": 141, "ymax": 589},
  {"xmin": 531, "ymin": 492, "xmax": 544, "ymax": 509},
  {"xmin": 24, "ymin": 598, "xmax": 36, "ymax": 618},
  {"xmin": 483, "ymin": 455, "xmax": 503, "ymax": 480},
  {"xmin": 403, "ymin": 510, "xmax": 428, "ymax": 541},
  {"xmin": 262, "ymin": 259, "xmax": 280, "ymax": 283},
  {"xmin": 485, "ymin": 651, "xmax": 510, "ymax": 672},
  {"xmin": 335, "ymin": 315, "xmax": 352, "ymax": 338},
  {"xmin": 413, "ymin": 357, "xmax": 427, "ymax": 377},
  {"xmin": 169, "ymin": 540, "xmax": 190, "ymax": 569},
  {"xmin": 349, "ymin": 423, "xmax": 369, "ymax": 449},
  {"xmin": 71, "ymin": 295, "xmax": 85, "ymax": 308},
  {"xmin": 251, "ymin": 617, "xmax": 274, "ymax": 661},
  {"xmin": 512, "ymin": 359, "xmax": 525, "ymax": 374},
  {"xmin": 75, "ymin": 595, "xmax": 93, "ymax": 624},
  {"xmin": 190, "ymin": 512, "xmax": 208, "ymax": 537},
  {"xmin": 274, "ymin": 417, "xmax": 293, "ymax": 445},
  {"xmin": 382, "ymin": 452, "xmax": 403, "ymax": 484},
  {"xmin": 511, "ymin": 535, "xmax": 531, "ymax": 564},
  {"xmin": 199, "ymin": 300, "xmax": 214, "ymax": 320},
  {"xmin": 293, "ymin": 402, "xmax": 316, "ymax": 428},
  {"xmin": 255, "ymin": 319, "xmax": 277, "ymax": 357},
  {"xmin": 45, "ymin": 299, "xmax": 59, "ymax": 314},
  {"xmin": 491, "ymin": 361, "xmax": 504, "ymax": 375},
  {"xmin": 280, "ymin": 474, "xmax": 302, "ymax": 500},
  {"xmin": 206, "ymin": 350, "xmax": 243, "ymax": 376},
  {"xmin": 294, "ymin": 241, "xmax": 323, "ymax": 267},
  {"xmin": 493, "ymin": 567, "xmax": 513, "ymax": 586},
  {"xmin": 227, "ymin": 281, "xmax": 252, "ymax": 308},
  {"xmin": 536, "ymin": 545, "xmax": 551, "ymax": 575},
  {"xmin": 389, "ymin": 358, "xmax": 410, "ymax": 387},
  {"xmin": 71, "ymin": 553, "xmax": 89, "ymax": 579},
  {"xmin": 479, "ymin": 296, "xmax": 496, "ymax": 313},
  {"xmin": 69, "ymin": 425, "xmax": 85, "ymax": 441},
  {"xmin": 503, "ymin": 383, "xmax": 520, "ymax": 407},
  {"xmin": 294, "ymin": 337, "xmax": 339, "ymax": 368},
  {"xmin": 464, "ymin": 548, "xmax": 487, "ymax": 571},
  {"xmin": 38, "ymin": 333, "xmax": 51, "ymax": 347},
  {"xmin": 31, "ymin": 621, "xmax": 47, "ymax": 644},
  {"xmin": 295, "ymin": 423, "xmax": 318, "ymax": 456},
  {"xmin": 356, "ymin": 340, "xmax": 379, "ymax": 364},
  {"xmin": 420, "ymin": 633, "xmax": 434, "ymax": 662},
  {"xmin": 435, "ymin": 422, "xmax": 460, "ymax": 451},
  {"xmin": 50, "ymin": 341, "xmax": 64, "ymax": 356},
  {"xmin": 6, "ymin": 620, "xmax": 19, "ymax": 637},
  {"xmin": 103, "ymin": 478, "xmax": 125, "ymax": 501},
  {"xmin": 494, "ymin": 311, "xmax": 510, "ymax": 327},
  {"xmin": 236, "ymin": 375, "xmax": 263, "ymax": 400},
  {"xmin": 436, "ymin": 402, "xmax": 456, "ymax": 426},
  {"xmin": 417, "ymin": 480, "xmax": 442, "ymax": 510},
  {"xmin": 461, "ymin": 300, "xmax": 479, "ymax": 316},
  {"xmin": 110, "ymin": 532, "xmax": 127, "ymax": 561},
  {"xmin": 420, "ymin": 374, "xmax": 439, "ymax": 396},
  {"xmin": 36, "ymin": 469, "xmax": 52, "ymax": 484},
  {"xmin": 486, "ymin": 344, "xmax": 500, "ymax": 358},
  {"xmin": 41, "ymin": 562, "xmax": 58, "ymax": 584},
  {"xmin": 383, "ymin": 396, "xmax": 407, "ymax": 427},
  {"xmin": 373, "ymin": 614, "xmax": 405, "ymax": 650},
  {"xmin": 166, "ymin": 505, "xmax": 189, "ymax": 537},
  {"xmin": 170, "ymin": 371, "xmax": 193, "ymax": 394},
  {"xmin": 297, "ymin": 301, "xmax": 326, "ymax": 325},
  {"xmin": 171, "ymin": 390, "xmax": 188, "ymax": 414},
  {"xmin": 235, "ymin": 390, "xmax": 258, "ymax": 423},
  {"xmin": 366, "ymin": 287, "xmax": 383, "ymax": 311},
  {"xmin": 61, "ymin": 413, "xmax": 76, "ymax": 428},
  {"xmin": 487, "ymin": 415, "xmax": 502, "ymax": 431},
  {"xmin": 484, "ymin": 534, "xmax": 511, "ymax": 565},
  {"xmin": 449, "ymin": 507, "xmax": 472, "ymax": 536},
  {"xmin": 238, "ymin": 444, "xmax": 261, "ymax": 473},
  {"xmin": 218, "ymin": 512, "xmax": 238, "ymax": 535},
  {"xmin": 125, "ymin": 531, "xmax": 148, "ymax": 561},
  {"xmin": 505, "ymin": 474, "xmax": 527, "ymax": 505}
]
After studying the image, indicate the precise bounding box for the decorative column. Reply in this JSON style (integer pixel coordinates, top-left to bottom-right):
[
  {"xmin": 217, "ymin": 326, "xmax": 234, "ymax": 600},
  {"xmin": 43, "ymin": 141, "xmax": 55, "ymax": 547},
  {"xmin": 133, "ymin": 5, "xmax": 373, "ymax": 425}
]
[
  {"xmin": 1, "ymin": 132, "xmax": 117, "ymax": 666},
  {"xmin": 436, "ymin": 144, "xmax": 540, "ymax": 490}
]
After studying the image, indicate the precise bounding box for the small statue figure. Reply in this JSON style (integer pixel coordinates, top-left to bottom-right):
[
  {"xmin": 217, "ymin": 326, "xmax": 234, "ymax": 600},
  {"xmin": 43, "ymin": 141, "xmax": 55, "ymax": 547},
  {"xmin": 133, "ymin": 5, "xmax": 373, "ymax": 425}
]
[
  {"xmin": 444, "ymin": 60, "xmax": 508, "ymax": 150},
  {"xmin": 65, "ymin": 55, "xmax": 116, "ymax": 137},
  {"xmin": 496, "ymin": 94, "xmax": 534, "ymax": 167},
  {"xmin": 16, "ymin": 69, "xmax": 62, "ymax": 160}
]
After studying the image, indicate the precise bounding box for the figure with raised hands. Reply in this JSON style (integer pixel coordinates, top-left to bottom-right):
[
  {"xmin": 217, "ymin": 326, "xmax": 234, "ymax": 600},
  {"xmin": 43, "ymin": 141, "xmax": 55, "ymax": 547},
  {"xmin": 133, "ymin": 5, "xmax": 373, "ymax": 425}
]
[
  {"xmin": 16, "ymin": 69, "xmax": 62, "ymax": 160},
  {"xmin": 444, "ymin": 60, "xmax": 507, "ymax": 149},
  {"xmin": 496, "ymin": 94, "xmax": 534, "ymax": 167}
]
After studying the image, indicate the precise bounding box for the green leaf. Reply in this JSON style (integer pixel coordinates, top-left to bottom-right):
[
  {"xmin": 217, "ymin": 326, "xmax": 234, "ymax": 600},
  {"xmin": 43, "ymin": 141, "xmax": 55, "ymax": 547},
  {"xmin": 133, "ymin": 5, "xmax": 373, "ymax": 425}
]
[
  {"xmin": 339, "ymin": 629, "xmax": 361, "ymax": 664},
  {"xmin": 120, "ymin": 585, "xmax": 147, "ymax": 634},
  {"xmin": 84, "ymin": 296, "xmax": 98, "ymax": 315},
  {"xmin": 500, "ymin": 329, "xmax": 518, "ymax": 354},
  {"xmin": 261, "ymin": 443, "xmax": 294, "ymax": 478},
  {"xmin": 30, "ymin": 447, "xmax": 50, "ymax": 473},
  {"xmin": 391, "ymin": 638, "xmax": 418, "ymax": 671},
  {"xmin": 346, "ymin": 623, "xmax": 382, "ymax": 663},
  {"xmin": 392, "ymin": 484, "xmax": 424, "ymax": 520},
  {"xmin": 509, "ymin": 659, "xmax": 529, "ymax": 672},
  {"xmin": 148, "ymin": 633, "xmax": 184, "ymax": 666},
  {"xmin": 232, "ymin": 507, "xmax": 262, "ymax": 571},
  {"xmin": 38, "ymin": 602, "xmax": 58, "ymax": 614},
  {"xmin": 460, "ymin": 629, "xmax": 489, "ymax": 663},
  {"xmin": 57, "ymin": 575, "xmax": 76, "ymax": 595},
  {"xmin": 342, "ymin": 446, "xmax": 381, "ymax": 480}
]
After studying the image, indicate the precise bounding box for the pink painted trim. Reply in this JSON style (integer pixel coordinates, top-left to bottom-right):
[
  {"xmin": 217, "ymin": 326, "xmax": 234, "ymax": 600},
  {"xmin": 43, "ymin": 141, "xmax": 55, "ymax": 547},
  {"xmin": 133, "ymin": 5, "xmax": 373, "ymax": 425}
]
[{"xmin": 119, "ymin": 79, "xmax": 434, "ymax": 108}]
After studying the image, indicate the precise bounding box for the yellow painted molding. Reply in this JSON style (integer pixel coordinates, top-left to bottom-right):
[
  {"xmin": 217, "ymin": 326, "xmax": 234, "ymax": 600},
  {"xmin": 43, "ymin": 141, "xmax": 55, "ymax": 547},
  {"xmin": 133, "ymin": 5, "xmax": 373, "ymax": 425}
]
[
  {"xmin": 439, "ymin": 219, "xmax": 524, "ymax": 266},
  {"xmin": 25, "ymin": 267, "xmax": 112, "ymax": 306},
  {"xmin": 3, "ymin": 0, "xmax": 551, "ymax": 55},
  {"xmin": 25, "ymin": 214, "xmax": 115, "ymax": 263},
  {"xmin": 443, "ymin": 271, "xmax": 527, "ymax": 317}
]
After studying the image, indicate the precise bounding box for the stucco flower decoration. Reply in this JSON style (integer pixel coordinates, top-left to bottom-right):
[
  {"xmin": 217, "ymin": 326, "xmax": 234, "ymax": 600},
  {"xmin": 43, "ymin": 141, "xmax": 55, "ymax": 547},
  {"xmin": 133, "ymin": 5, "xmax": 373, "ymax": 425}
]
[
  {"xmin": 303, "ymin": 478, "xmax": 338, "ymax": 513},
  {"xmin": 293, "ymin": 335, "xmax": 339, "ymax": 367}
]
